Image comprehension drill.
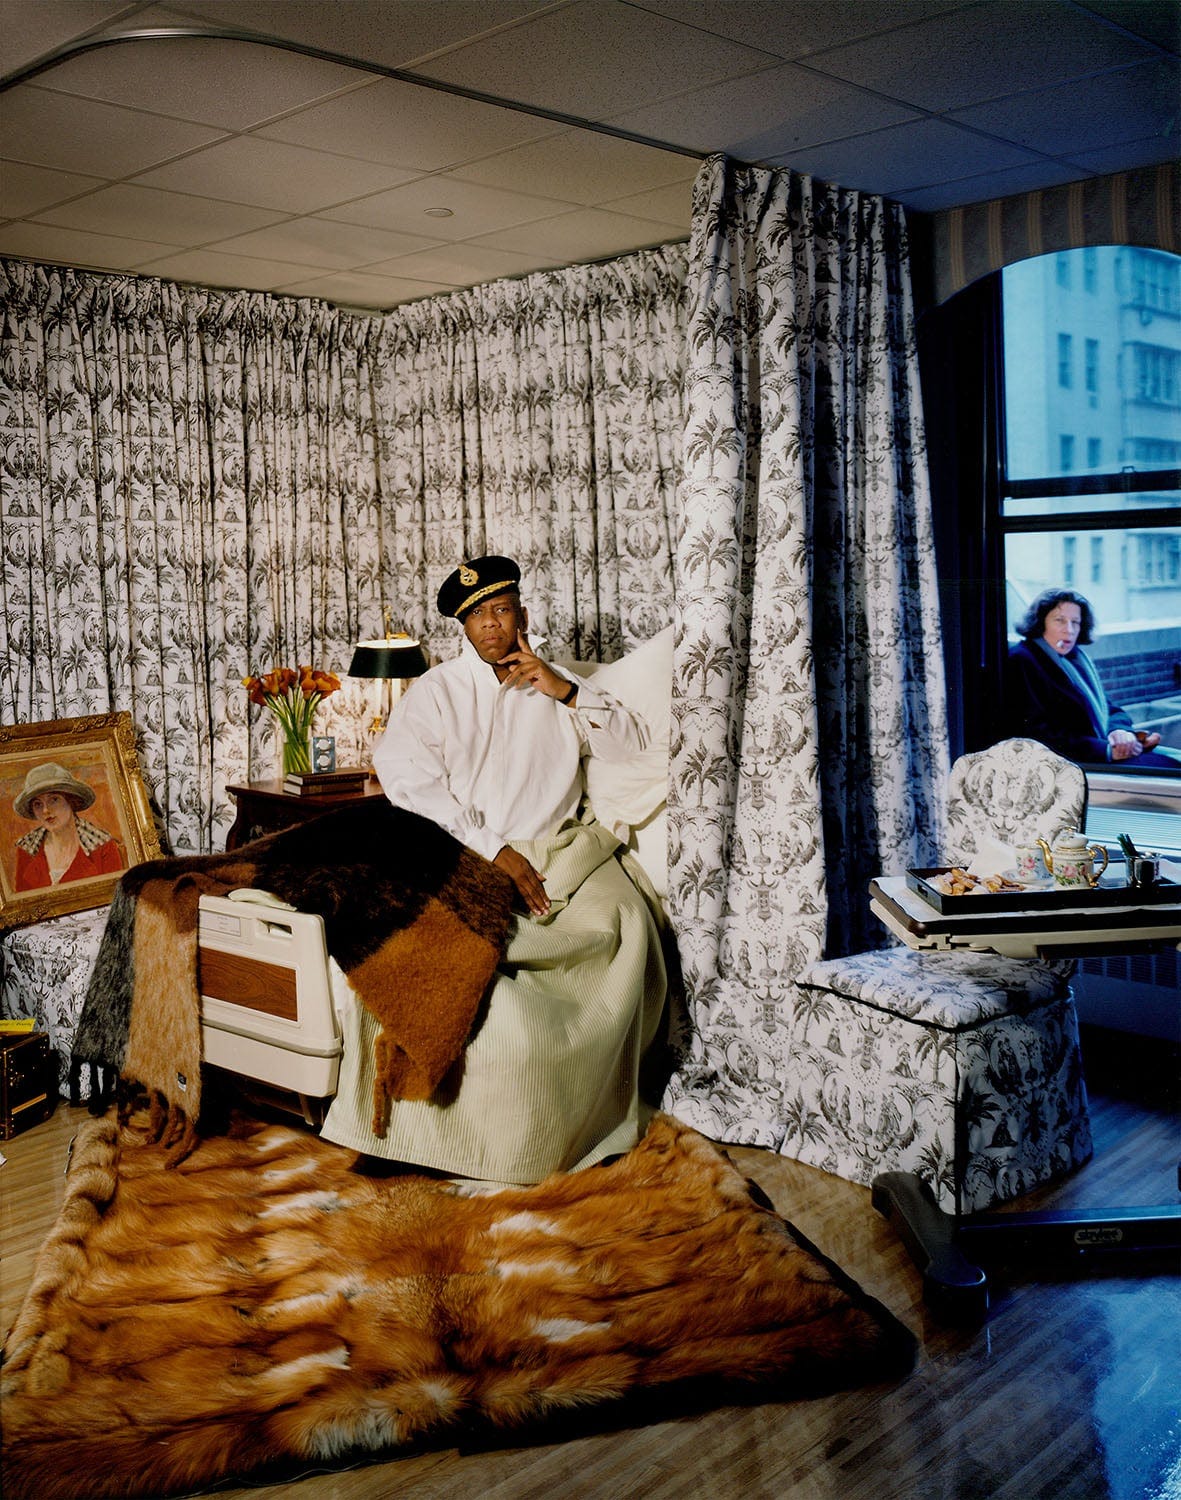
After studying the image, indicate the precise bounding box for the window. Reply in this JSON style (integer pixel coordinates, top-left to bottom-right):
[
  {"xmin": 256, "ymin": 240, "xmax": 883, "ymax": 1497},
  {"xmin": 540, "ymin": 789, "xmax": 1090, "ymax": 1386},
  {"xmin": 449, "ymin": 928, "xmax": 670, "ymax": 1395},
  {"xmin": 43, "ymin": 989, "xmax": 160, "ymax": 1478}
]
[
  {"xmin": 995, "ymin": 247, "xmax": 1181, "ymax": 763},
  {"xmin": 1085, "ymin": 338, "xmax": 1099, "ymax": 393},
  {"xmin": 1058, "ymin": 333, "xmax": 1073, "ymax": 388},
  {"xmin": 1128, "ymin": 251, "xmax": 1180, "ymax": 314},
  {"xmin": 1136, "ymin": 533, "xmax": 1181, "ymax": 586},
  {"xmin": 1132, "ymin": 345, "xmax": 1180, "ymax": 405},
  {"xmin": 1133, "ymin": 438, "xmax": 1181, "ymax": 465}
]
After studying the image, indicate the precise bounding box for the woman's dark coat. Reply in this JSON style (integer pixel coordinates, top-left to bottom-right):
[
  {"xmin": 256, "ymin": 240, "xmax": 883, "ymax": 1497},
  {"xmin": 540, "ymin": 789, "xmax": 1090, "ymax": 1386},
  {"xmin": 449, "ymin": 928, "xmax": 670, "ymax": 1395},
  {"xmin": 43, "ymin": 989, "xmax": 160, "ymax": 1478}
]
[{"xmin": 1005, "ymin": 639, "xmax": 1130, "ymax": 763}]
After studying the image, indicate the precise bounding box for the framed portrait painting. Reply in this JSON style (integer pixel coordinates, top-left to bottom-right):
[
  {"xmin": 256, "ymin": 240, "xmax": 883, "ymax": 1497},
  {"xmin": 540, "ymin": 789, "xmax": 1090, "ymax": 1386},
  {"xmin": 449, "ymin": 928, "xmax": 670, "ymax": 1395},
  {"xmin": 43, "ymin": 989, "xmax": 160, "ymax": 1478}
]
[{"xmin": 0, "ymin": 712, "xmax": 163, "ymax": 931}]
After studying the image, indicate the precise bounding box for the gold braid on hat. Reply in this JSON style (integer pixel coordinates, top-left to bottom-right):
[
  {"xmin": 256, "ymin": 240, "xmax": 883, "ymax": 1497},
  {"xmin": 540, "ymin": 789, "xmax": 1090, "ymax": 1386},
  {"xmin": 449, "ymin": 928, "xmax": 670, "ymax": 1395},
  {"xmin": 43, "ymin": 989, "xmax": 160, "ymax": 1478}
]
[{"xmin": 457, "ymin": 578, "xmax": 518, "ymax": 616}]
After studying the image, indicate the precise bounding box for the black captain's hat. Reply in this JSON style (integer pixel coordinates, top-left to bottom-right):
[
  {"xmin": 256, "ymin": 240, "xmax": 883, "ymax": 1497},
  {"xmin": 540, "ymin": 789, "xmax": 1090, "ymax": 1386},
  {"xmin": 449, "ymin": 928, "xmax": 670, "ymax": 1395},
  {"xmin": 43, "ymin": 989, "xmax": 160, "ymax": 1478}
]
[{"xmin": 437, "ymin": 555, "xmax": 522, "ymax": 620}]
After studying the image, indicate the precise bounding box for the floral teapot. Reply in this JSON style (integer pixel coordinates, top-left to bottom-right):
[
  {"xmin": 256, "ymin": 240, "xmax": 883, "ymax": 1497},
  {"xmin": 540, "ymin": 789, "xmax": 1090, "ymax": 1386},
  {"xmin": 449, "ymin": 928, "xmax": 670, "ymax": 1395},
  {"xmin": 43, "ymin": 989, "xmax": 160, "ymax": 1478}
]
[{"xmin": 1036, "ymin": 829, "xmax": 1109, "ymax": 889}]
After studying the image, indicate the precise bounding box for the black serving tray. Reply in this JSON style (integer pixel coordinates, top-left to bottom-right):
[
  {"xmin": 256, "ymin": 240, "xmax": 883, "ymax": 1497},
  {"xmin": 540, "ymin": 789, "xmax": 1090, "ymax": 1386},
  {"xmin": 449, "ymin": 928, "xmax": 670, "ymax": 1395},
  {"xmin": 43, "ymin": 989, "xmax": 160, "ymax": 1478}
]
[{"xmin": 907, "ymin": 866, "xmax": 1181, "ymax": 914}]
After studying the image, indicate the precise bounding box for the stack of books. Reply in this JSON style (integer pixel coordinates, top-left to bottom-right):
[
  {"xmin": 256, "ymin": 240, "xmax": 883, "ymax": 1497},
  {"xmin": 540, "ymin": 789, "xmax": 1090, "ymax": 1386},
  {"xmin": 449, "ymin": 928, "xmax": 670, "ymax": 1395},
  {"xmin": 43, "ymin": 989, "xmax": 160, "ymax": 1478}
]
[{"xmin": 281, "ymin": 767, "xmax": 370, "ymax": 797}]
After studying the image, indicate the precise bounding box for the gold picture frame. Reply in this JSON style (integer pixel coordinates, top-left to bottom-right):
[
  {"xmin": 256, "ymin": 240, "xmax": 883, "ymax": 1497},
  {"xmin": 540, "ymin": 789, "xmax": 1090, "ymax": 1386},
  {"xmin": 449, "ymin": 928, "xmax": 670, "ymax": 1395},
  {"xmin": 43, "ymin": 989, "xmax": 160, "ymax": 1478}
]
[{"xmin": 0, "ymin": 712, "xmax": 163, "ymax": 931}]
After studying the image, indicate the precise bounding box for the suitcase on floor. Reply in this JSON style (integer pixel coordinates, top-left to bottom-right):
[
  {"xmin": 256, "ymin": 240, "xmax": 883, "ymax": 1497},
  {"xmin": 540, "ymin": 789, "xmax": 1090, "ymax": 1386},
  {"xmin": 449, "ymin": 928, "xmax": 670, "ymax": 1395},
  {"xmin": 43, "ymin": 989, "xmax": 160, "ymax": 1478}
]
[{"xmin": 0, "ymin": 1031, "xmax": 58, "ymax": 1139}]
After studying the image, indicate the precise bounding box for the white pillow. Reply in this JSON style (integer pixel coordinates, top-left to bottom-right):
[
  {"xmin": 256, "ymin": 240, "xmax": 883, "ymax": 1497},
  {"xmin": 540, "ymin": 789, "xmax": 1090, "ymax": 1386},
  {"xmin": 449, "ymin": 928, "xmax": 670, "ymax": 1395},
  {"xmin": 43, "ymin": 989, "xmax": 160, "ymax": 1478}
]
[
  {"xmin": 575, "ymin": 626, "xmax": 673, "ymax": 871},
  {"xmin": 629, "ymin": 805, "xmax": 668, "ymax": 900},
  {"xmin": 583, "ymin": 625, "xmax": 673, "ymax": 741},
  {"xmin": 584, "ymin": 746, "xmax": 669, "ymax": 839}
]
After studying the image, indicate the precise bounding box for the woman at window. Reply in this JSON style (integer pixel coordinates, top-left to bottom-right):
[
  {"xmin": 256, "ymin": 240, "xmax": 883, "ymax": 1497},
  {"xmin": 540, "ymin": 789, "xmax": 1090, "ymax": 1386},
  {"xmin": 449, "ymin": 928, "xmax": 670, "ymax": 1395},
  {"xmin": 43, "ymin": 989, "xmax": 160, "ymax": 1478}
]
[
  {"xmin": 1005, "ymin": 588, "xmax": 1180, "ymax": 768},
  {"xmin": 12, "ymin": 762, "xmax": 125, "ymax": 890}
]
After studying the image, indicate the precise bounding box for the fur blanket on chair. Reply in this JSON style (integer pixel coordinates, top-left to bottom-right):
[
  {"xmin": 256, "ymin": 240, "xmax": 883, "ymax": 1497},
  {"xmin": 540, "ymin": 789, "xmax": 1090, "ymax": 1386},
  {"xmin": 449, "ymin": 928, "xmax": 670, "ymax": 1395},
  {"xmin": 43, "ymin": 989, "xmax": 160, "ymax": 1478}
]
[
  {"xmin": 71, "ymin": 802, "xmax": 516, "ymax": 1159},
  {"xmin": 0, "ymin": 1111, "xmax": 915, "ymax": 1500}
]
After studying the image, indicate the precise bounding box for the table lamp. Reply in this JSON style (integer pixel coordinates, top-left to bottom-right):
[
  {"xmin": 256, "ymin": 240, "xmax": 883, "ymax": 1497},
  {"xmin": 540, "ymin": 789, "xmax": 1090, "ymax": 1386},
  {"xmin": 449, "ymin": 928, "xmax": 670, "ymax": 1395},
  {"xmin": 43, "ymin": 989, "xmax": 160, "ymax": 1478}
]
[{"xmin": 347, "ymin": 625, "xmax": 429, "ymax": 745}]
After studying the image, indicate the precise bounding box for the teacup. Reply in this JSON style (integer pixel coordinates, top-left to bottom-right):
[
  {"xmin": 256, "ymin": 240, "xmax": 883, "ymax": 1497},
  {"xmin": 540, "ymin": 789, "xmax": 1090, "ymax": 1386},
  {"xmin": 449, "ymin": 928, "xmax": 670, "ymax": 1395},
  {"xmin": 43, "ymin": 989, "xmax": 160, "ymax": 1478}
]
[{"xmin": 1013, "ymin": 844, "xmax": 1048, "ymax": 884}]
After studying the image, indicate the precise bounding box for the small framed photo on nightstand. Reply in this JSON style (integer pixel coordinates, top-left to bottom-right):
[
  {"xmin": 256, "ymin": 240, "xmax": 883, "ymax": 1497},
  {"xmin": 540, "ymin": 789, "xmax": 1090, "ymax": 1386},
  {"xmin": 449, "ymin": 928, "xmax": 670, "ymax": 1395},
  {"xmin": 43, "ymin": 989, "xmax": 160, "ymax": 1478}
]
[{"xmin": 312, "ymin": 736, "xmax": 336, "ymax": 773}]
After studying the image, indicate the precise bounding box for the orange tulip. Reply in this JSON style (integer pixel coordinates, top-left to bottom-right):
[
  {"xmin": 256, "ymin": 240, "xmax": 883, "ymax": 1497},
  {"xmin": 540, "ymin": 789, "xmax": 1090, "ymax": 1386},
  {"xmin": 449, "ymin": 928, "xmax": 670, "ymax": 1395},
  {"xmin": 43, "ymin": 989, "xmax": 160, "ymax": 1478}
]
[{"xmin": 242, "ymin": 663, "xmax": 341, "ymax": 758}]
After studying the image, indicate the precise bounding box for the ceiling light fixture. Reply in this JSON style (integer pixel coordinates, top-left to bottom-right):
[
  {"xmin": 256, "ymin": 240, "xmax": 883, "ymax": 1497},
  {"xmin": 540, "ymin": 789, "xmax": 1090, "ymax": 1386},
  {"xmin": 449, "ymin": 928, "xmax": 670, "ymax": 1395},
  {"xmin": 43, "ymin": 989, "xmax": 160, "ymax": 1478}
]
[{"xmin": 423, "ymin": 207, "xmax": 454, "ymax": 218}]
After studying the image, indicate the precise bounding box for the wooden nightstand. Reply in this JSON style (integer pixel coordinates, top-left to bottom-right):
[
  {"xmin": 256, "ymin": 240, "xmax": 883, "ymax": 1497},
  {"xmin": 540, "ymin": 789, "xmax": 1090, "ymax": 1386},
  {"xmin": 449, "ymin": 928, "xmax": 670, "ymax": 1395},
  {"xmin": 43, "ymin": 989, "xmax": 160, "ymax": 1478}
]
[{"xmin": 225, "ymin": 777, "xmax": 386, "ymax": 850}]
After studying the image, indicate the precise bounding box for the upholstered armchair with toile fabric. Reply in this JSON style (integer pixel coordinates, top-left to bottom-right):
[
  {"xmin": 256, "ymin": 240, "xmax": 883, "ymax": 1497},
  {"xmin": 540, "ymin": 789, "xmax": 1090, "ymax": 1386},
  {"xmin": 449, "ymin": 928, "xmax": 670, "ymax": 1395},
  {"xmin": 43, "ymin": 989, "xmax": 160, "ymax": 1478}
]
[{"xmin": 791, "ymin": 738, "xmax": 1094, "ymax": 1215}]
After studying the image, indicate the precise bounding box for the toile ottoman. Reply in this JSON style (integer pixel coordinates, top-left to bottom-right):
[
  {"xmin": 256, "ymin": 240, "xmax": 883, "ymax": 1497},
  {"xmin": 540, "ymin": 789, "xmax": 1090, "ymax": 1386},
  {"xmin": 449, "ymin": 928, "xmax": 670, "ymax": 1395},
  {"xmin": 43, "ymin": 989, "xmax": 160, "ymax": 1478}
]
[
  {"xmin": 0, "ymin": 908, "xmax": 109, "ymax": 1103},
  {"xmin": 789, "ymin": 948, "xmax": 1093, "ymax": 1215}
]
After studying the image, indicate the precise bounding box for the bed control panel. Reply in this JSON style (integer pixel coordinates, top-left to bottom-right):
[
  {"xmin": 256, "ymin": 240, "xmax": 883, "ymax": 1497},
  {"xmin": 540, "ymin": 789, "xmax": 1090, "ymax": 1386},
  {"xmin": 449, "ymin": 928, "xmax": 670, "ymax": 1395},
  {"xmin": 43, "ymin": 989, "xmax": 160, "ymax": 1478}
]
[{"xmin": 197, "ymin": 893, "xmax": 342, "ymax": 1098}]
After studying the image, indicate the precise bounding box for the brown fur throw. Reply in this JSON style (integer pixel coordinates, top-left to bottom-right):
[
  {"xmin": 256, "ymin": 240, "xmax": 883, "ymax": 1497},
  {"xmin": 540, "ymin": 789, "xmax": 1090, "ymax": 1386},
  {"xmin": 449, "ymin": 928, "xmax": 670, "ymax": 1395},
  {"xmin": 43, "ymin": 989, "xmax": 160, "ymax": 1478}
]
[
  {"xmin": 0, "ymin": 1112, "xmax": 914, "ymax": 1500},
  {"xmin": 71, "ymin": 802, "xmax": 516, "ymax": 1158}
]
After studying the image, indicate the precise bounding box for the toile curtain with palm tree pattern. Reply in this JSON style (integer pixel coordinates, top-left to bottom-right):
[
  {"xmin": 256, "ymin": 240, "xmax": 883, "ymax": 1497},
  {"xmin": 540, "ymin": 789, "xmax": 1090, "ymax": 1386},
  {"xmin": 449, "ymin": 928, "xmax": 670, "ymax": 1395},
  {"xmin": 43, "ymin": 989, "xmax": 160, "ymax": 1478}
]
[
  {"xmin": 368, "ymin": 246, "xmax": 684, "ymax": 666},
  {"xmin": 0, "ymin": 262, "xmax": 387, "ymax": 854},
  {"xmin": 661, "ymin": 155, "xmax": 949, "ymax": 1149},
  {"xmin": 0, "ymin": 250, "xmax": 684, "ymax": 853}
]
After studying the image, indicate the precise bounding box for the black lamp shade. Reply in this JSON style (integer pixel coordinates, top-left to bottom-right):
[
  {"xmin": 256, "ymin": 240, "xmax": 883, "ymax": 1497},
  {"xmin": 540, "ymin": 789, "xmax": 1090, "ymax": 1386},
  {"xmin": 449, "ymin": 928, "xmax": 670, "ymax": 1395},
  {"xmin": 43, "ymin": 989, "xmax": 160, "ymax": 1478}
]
[{"xmin": 348, "ymin": 639, "xmax": 429, "ymax": 680}]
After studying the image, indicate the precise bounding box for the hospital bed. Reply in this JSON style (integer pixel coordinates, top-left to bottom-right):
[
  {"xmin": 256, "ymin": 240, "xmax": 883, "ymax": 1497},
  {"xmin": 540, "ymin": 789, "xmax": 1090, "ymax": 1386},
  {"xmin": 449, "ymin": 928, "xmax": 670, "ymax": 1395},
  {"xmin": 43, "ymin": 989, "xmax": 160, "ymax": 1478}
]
[{"xmin": 195, "ymin": 629, "xmax": 674, "ymax": 1122}]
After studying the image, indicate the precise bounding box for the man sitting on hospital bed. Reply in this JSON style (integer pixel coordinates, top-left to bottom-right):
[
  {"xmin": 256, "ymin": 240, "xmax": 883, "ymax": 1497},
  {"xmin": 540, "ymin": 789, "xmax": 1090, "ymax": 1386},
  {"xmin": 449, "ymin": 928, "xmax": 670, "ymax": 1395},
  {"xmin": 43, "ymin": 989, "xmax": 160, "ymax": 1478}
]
[{"xmin": 319, "ymin": 555, "xmax": 668, "ymax": 1183}]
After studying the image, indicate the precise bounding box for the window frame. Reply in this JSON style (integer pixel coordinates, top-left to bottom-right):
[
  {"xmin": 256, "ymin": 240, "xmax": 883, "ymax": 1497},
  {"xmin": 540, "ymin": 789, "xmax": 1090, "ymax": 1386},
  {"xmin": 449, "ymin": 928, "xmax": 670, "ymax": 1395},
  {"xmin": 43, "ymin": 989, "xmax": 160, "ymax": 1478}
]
[
  {"xmin": 994, "ymin": 267, "xmax": 1181, "ymax": 531},
  {"xmin": 925, "ymin": 260, "xmax": 1181, "ymax": 763}
]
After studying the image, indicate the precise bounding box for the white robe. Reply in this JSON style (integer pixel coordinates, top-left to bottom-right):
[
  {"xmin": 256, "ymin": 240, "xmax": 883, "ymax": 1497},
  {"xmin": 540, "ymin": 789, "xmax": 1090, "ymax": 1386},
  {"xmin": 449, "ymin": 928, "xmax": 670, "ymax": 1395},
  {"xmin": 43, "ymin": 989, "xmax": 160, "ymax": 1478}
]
[
  {"xmin": 371, "ymin": 636, "xmax": 650, "ymax": 861},
  {"xmin": 323, "ymin": 636, "xmax": 668, "ymax": 1182}
]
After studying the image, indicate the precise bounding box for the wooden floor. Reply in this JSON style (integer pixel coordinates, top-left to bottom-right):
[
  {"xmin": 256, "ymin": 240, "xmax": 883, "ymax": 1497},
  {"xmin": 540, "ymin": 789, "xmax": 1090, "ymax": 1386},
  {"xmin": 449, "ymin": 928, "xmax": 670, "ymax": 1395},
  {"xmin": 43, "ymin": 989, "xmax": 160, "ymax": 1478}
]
[{"xmin": 2, "ymin": 1026, "xmax": 1178, "ymax": 1500}]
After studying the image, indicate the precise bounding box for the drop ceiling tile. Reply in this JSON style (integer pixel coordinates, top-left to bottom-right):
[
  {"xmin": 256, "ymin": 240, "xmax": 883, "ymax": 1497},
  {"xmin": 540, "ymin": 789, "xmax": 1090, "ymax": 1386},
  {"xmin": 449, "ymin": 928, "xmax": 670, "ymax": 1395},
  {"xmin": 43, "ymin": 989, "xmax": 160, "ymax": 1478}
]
[
  {"xmin": 0, "ymin": 159, "xmax": 108, "ymax": 218},
  {"xmin": 209, "ymin": 217, "xmax": 445, "ymax": 269},
  {"xmin": 25, "ymin": 35, "xmax": 371, "ymax": 130},
  {"xmin": 0, "ymin": 0, "xmax": 135, "ymax": 78},
  {"xmin": 636, "ymin": 0, "xmax": 973, "ymax": 61},
  {"xmin": 0, "ymin": 84, "xmax": 227, "ymax": 176},
  {"xmin": 767, "ymin": 117, "xmax": 1043, "ymax": 195},
  {"xmin": 471, "ymin": 206, "xmax": 682, "ymax": 262},
  {"xmin": 135, "ymin": 246, "xmax": 331, "ymax": 292},
  {"xmin": 949, "ymin": 58, "xmax": 1181, "ymax": 157},
  {"xmin": 275, "ymin": 269, "xmax": 454, "ymax": 310},
  {"xmin": 806, "ymin": 0, "xmax": 1162, "ymax": 113},
  {"xmin": 131, "ymin": 136, "xmax": 420, "ymax": 213},
  {"xmin": 894, "ymin": 159, "xmax": 1091, "ymax": 212},
  {"xmin": 363, "ymin": 241, "xmax": 549, "ymax": 285},
  {"xmin": 172, "ymin": 0, "xmax": 553, "ymax": 72},
  {"xmin": 34, "ymin": 183, "xmax": 286, "ymax": 243},
  {"xmin": 3, "ymin": 0, "xmax": 1176, "ymax": 279},
  {"xmin": 603, "ymin": 61, "xmax": 917, "ymax": 159},
  {"xmin": 411, "ymin": 0, "xmax": 778, "ymax": 122},
  {"xmin": 448, "ymin": 129, "xmax": 698, "ymax": 205},
  {"xmin": 602, "ymin": 178, "xmax": 695, "ymax": 230},
  {"xmin": 1063, "ymin": 134, "xmax": 1181, "ymax": 174},
  {"xmin": 0, "ymin": 221, "xmax": 177, "ymax": 270},
  {"xmin": 1072, "ymin": 0, "xmax": 1181, "ymax": 54},
  {"xmin": 257, "ymin": 75, "xmax": 554, "ymax": 172},
  {"xmin": 317, "ymin": 175, "xmax": 576, "ymax": 240}
]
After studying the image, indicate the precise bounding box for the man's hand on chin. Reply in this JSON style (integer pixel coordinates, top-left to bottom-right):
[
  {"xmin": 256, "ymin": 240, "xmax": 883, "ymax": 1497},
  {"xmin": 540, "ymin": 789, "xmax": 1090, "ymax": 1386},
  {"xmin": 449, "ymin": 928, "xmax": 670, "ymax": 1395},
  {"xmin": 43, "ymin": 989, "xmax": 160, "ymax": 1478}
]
[
  {"xmin": 494, "ymin": 845, "xmax": 550, "ymax": 916},
  {"xmin": 497, "ymin": 631, "xmax": 573, "ymax": 700}
]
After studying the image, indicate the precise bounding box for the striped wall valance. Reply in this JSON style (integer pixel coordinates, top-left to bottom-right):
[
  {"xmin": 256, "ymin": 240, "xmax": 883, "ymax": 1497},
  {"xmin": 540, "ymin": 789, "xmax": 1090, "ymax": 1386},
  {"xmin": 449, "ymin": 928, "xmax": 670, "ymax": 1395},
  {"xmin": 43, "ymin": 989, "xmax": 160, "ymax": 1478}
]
[{"xmin": 931, "ymin": 161, "xmax": 1179, "ymax": 304}]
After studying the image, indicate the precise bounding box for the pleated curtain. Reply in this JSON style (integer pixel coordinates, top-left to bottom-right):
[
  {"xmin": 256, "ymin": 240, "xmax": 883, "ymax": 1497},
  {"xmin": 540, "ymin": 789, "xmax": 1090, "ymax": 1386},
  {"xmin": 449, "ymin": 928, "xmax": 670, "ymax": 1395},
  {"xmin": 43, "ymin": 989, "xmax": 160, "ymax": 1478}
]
[
  {"xmin": 0, "ymin": 250, "xmax": 685, "ymax": 852},
  {"xmin": 661, "ymin": 156, "xmax": 949, "ymax": 1147},
  {"xmin": 368, "ymin": 246, "xmax": 685, "ymax": 665},
  {"xmin": 0, "ymin": 264, "xmax": 386, "ymax": 853}
]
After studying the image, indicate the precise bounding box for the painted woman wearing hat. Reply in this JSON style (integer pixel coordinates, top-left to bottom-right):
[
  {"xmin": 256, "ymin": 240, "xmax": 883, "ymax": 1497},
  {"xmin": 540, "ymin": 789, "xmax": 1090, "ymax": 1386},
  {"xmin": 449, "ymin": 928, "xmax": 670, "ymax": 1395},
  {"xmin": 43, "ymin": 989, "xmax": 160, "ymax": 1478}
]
[{"xmin": 13, "ymin": 762, "xmax": 124, "ymax": 891}]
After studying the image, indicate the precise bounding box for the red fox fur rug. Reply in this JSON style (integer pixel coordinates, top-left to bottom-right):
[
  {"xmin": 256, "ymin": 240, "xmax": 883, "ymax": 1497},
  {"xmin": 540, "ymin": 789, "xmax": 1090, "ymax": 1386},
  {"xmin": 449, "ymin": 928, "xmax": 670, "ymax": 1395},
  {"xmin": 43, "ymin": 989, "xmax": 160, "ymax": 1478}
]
[{"xmin": 1, "ymin": 1112, "xmax": 914, "ymax": 1500}]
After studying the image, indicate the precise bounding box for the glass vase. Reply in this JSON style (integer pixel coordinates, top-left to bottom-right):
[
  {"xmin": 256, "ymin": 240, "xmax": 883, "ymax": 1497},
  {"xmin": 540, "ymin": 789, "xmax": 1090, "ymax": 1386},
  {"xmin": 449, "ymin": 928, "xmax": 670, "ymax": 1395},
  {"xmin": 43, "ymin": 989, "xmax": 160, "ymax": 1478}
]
[{"xmin": 280, "ymin": 725, "xmax": 313, "ymax": 776}]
